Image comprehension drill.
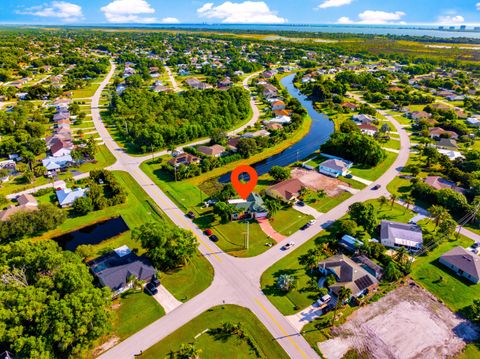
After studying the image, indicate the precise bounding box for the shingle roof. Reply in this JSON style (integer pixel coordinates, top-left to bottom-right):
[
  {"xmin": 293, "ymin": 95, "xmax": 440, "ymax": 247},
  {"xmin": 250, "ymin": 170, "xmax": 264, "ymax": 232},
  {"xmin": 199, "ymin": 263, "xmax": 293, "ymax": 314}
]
[
  {"xmin": 380, "ymin": 220, "xmax": 423, "ymax": 247},
  {"xmin": 267, "ymin": 178, "xmax": 305, "ymax": 201},
  {"xmin": 440, "ymin": 246, "xmax": 480, "ymax": 282}
]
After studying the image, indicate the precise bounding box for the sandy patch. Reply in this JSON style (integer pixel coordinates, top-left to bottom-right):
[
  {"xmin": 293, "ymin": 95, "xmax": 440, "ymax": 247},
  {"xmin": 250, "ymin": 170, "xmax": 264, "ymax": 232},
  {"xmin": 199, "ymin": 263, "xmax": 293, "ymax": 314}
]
[
  {"xmin": 318, "ymin": 283, "xmax": 479, "ymax": 359},
  {"xmin": 291, "ymin": 167, "xmax": 348, "ymax": 197}
]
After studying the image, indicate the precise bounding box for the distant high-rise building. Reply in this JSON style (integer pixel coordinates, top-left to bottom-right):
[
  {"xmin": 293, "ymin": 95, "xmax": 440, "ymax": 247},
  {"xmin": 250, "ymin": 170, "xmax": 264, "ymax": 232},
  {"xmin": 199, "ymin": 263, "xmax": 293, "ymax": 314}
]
[
  {"xmin": 474, "ymin": 27, "xmax": 480, "ymax": 32},
  {"xmin": 460, "ymin": 25, "xmax": 466, "ymax": 30},
  {"xmin": 449, "ymin": 26, "xmax": 455, "ymax": 30},
  {"xmin": 438, "ymin": 26, "xmax": 444, "ymax": 30}
]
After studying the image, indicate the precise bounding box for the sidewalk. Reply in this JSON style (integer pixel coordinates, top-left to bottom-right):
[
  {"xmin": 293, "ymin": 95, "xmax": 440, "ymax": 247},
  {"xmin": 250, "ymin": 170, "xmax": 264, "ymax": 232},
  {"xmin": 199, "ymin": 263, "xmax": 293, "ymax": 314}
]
[
  {"xmin": 258, "ymin": 218, "xmax": 287, "ymax": 243},
  {"xmin": 292, "ymin": 202, "xmax": 323, "ymax": 218}
]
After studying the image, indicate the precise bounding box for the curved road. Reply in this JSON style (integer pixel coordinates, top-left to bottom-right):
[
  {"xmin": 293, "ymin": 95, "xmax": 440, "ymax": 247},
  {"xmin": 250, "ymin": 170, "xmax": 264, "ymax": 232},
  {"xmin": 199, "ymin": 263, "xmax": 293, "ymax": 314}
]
[{"xmin": 95, "ymin": 61, "xmax": 411, "ymax": 359}]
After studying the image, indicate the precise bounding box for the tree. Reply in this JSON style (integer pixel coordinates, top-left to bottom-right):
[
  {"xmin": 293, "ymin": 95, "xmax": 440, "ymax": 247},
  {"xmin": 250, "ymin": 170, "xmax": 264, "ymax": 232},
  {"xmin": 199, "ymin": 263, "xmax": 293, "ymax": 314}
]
[
  {"xmin": 0, "ymin": 239, "xmax": 111, "ymax": 358},
  {"xmin": 340, "ymin": 120, "xmax": 360, "ymax": 134},
  {"xmin": 75, "ymin": 244, "xmax": 96, "ymax": 261},
  {"xmin": 210, "ymin": 128, "xmax": 227, "ymax": 145},
  {"xmin": 276, "ymin": 274, "xmax": 296, "ymax": 292},
  {"xmin": 298, "ymin": 248, "xmax": 321, "ymax": 273},
  {"xmin": 384, "ymin": 261, "xmax": 403, "ymax": 281},
  {"xmin": 438, "ymin": 218, "xmax": 457, "ymax": 238},
  {"xmin": 389, "ymin": 193, "xmax": 397, "ymax": 208},
  {"xmin": 168, "ymin": 343, "xmax": 202, "ymax": 359},
  {"xmin": 268, "ymin": 166, "xmax": 290, "ymax": 182},
  {"xmin": 335, "ymin": 219, "xmax": 357, "ymax": 237},
  {"xmin": 428, "ymin": 205, "xmax": 449, "ymax": 229},
  {"xmin": 237, "ymin": 138, "xmax": 257, "ymax": 158},
  {"xmin": 332, "ymin": 286, "xmax": 352, "ymax": 326},
  {"xmin": 264, "ymin": 198, "xmax": 282, "ymax": 217},
  {"xmin": 213, "ymin": 201, "xmax": 234, "ymax": 223},
  {"xmin": 402, "ymin": 195, "xmax": 414, "ymax": 213},
  {"xmin": 348, "ymin": 202, "xmax": 378, "ymax": 234},
  {"xmin": 22, "ymin": 170, "xmax": 34, "ymax": 184},
  {"xmin": 422, "ymin": 146, "xmax": 440, "ymax": 168},
  {"xmin": 393, "ymin": 247, "xmax": 409, "ymax": 266},
  {"xmin": 380, "ymin": 123, "xmax": 392, "ymax": 134},
  {"xmin": 133, "ymin": 222, "xmax": 197, "ymax": 270},
  {"xmin": 378, "ymin": 195, "xmax": 388, "ymax": 208},
  {"xmin": 33, "ymin": 165, "xmax": 46, "ymax": 178},
  {"xmin": 72, "ymin": 196, "xmax": 94, "ymax": 216}
]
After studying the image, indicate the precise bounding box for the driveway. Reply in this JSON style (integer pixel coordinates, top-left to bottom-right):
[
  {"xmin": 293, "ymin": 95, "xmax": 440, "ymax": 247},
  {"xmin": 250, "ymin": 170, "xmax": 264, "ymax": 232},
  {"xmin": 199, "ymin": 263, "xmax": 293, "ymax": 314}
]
[
  {"xmin": 258, "ymin": 218, "xmax": 287, "ymax": 243},
  {"xmin": 152, "ymin": 285, "xmax": 182, "ymax": 313},
  {"xmin": 293, "ymin": 202, "xmax": 323, "ymax": 218}
]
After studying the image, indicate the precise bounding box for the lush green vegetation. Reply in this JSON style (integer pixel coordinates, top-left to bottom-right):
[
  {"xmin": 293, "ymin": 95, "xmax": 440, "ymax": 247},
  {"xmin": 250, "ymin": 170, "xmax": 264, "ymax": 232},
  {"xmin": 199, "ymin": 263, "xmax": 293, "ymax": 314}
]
[{"xmin": 142, "ymin": 305, "xmax": 289, "ymax": 359}]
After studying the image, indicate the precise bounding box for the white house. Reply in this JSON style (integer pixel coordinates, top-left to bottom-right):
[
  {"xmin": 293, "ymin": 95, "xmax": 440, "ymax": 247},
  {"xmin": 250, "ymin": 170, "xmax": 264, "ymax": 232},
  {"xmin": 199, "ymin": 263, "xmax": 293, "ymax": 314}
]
[
  {"xmin": 267, "ymin": 115, "xmax": 291, "ymax": 125},
  {"xmin": 56, "ymin": 187, "xmax": 88, "ymax": 207},
  {"xmin": 380, "ymin": 220, "xmax": 423, "ymax": 250}
]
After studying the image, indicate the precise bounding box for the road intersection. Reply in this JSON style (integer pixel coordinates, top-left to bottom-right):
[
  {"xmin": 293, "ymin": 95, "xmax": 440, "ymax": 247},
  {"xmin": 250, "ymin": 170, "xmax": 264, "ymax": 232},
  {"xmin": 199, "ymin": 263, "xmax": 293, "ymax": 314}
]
[{"xmin": 92, "ymin": 61, "xmax": 415, "ymax": 358}]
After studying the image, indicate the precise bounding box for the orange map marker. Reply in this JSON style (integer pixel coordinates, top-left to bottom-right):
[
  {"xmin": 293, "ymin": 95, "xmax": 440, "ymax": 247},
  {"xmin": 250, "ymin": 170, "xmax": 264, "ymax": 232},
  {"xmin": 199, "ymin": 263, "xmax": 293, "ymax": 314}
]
[{"xmin": 231, "ymin": 165, "xmax": 258, "ymax": 200}]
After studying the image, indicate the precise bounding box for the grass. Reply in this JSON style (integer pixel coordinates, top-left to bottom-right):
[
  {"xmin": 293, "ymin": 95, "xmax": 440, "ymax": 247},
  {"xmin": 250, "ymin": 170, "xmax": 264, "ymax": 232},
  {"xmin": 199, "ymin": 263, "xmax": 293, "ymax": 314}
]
[
  {"xmin": 381, "ymin": 137, "xmax": 401, "ymax": 150},
  {"xmin": 142, "ymin": 305, "xmax": 289, "ymax": 359},
  {"xmin": 410, "ymin": 235, "xmax": 478, "ymax": 312},
  {"xmin": 112, "ymin": 290, "xmax": 165, "ymax": 341},
  {"xmin": 261, "ymin": 233, "xmax": 327, "ymax": 315},
  {"xmin": 310, "ymin": 192, "xmax": 352, "ymax": 213},
  {"xmin": 458, "ymin": 344, "xmax": 480, "ymax": 359},
  {"xmin": 270, "ymin": 207, "xmax": 313, "ymax": 236},
  {"xmin": 350, "ymin": 151, "xmax": 398, "ymax": 181}
]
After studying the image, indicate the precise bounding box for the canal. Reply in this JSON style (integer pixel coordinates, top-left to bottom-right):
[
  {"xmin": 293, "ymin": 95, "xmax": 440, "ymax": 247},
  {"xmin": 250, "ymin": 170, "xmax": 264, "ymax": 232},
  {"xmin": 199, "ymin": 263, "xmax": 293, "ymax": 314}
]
[
  {"xmin": 220, "ymin": 73, "xmax": 334, "ymax": 182},
  {"xmin": 53, "ymin": 216, "xmax": 130, "ymax": 252}
]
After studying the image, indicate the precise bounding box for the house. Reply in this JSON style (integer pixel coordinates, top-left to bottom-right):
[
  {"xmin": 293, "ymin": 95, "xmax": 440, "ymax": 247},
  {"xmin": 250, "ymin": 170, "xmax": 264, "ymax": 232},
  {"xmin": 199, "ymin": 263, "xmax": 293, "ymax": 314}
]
[
  {"xmin": 273, "ymin": 109, "xmax": 293, "ymax": 117},
  {"xmin": 53, "ymin": 111, "xmax": 70, "ymax": 122},
  {"xmin": 424, "ymin": 176, "xmax": 466, "ymax": 194},
  {"xmin": 410, "ymin": 111, "xmax": 432, "ymax": 121},
  {"xmin": 436, "ymin": 138, "xmax": 458, "ymax": 149},
  {"xmin": 56, "ymin": 119, "xmax": 71, "ymax": 129},
  {"xmin": 352, "ymin": 114, "xmax": 376, "ymax": 124},
  {"xmin": 467, "ymin": 117, "xmax": 480, "ymax": 127},
  {"xmin": 241, "ymin": 130, "xmax": 270, "ymax": 138},
  {"xmin": 358, "ymin": 123, "xmax": 378, "ymax": 136},
  {"xmin": 271, "ymin": 100, "xmax": 286, "ymax": 111},
  {"xmin": 261, "ymin": 84, "xmax": 278, "ymax": 99},
  {"xmin": 0, "ymin": 160, "xmax": 16, "ymax": 171},
  {"xmin": 352, "ymin": 255, "xmax": 384, "ymax": 280},
  {"xmin": 56, "ymin": 187, "xmax": 88, "ymax": 207},
  {"xmin": 265, "ymin": 178, "xmax": 305, "ymax": 202},
  {"xmin": 265, "ymin": 122, "xmax": 283, "ymax": 131},
  {"xmin": 88, "ymin": 245, "xmax": 156, "ymax": 296},
  {"xmin": 228, "ymin": 193, "xmax": 268, "ymax": 220},
  {"xmin": 218, "ymin": 77, "xmax": 233, "ymax": 88},
  {"xmin": 167, "ymin": 153, "xmax": 201, "ymax": 167},
  {"xmin": 439, "ymin": 246, "xmax": 480, "ymax": 284},
  {"xmin": 319, "ymin": 158, "xmax": 352, "ymax": 178},
  {"xmin": 339, "ymin": 235, "xmax": 364, "ymax": 252},
  {"xmin": 267, "ymin": 115, "xmax": 291, "ymax": 125},
  {"xmin": 318, "ymin": 254, "xmax": 379, "ymax": 298},
  {"xmin": 429, "ymin": 127, "xmax": 458, "ymax": 139},
  {"xmin": 42, "ymin": 155, "xmax": 73, "ymax": 174},
  {"xmin": 197, "ymin": 145, "xmax": 226, "ymax": 157},
  {"xmin": 0, "ymin": 194, "xmax": 39, "ymax": 221},
  {"xmin": 438, "ymin": 149, "xmax": 464, "ymax": 161},
  {"xmin": 227, "ymin": 137, "xmax": 241, "ymax": 152},
  {"xmin": 185, "ymin": 78, "xmax": 209, "ymax": 90},
  {"xmin": 50, "ymin": 138, "xmax": 73, "ymax": 157},
  {"xmin": 341, "ymin": 102, "xmax": 358, "ymax": 111},
  {"xmin": 380, "ymin": 220, "xmax": 423, "ymax": 250}
]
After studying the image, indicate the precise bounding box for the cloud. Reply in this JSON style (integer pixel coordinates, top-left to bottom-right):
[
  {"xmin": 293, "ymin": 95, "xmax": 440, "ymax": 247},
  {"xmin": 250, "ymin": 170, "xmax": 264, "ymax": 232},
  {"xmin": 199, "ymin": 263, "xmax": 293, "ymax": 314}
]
[
  {"xmin": 336, "ymin": 10, "xmax": 406, "ymax": 24},
  {"xmin": 197, "ymin": 1, "xmax": 287, "ymax": 24},
  {"xmin": 101, "ymin": 0, "xmax": 157, "ymax": 23},
  {"xmin": 437, "ymin": 15, "xmax": 465, "ymax": 24},
  {"xmin": 160, "ymin": 17, "xmax": 180, "ymax": 24},
  {"xmin": 317, "ymin": 0, "xmax": 353, "ymax": 9},
  {"xmin": 17, "ymin": 1, "xmax": 83, "ymax": 22},
  {"xmin": 477, "ymin": 3, "xmax": 480, "ymax": 10}
]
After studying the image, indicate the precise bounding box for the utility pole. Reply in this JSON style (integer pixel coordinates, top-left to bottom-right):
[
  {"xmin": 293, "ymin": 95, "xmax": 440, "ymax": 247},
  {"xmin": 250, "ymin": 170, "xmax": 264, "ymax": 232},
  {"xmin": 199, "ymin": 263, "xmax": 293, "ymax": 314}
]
[
  {"xmin": 296, "ymin": 150, "xmax": 299, "ymax": 162},
  {"xmin": 245, "ymin": 220, "xmax": 250, "ymax": 250}
]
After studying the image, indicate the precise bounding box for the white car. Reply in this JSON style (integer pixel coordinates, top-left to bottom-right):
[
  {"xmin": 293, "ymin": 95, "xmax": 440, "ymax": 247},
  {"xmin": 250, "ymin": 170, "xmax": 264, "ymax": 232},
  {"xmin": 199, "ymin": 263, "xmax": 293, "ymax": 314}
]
[
  {"xmin": 282, "ymin": 241, "xmax": 295, "ymax": 250},
  {"xmin": 308, "ymin": 220, "xmax": 317, "ymax": 226}
]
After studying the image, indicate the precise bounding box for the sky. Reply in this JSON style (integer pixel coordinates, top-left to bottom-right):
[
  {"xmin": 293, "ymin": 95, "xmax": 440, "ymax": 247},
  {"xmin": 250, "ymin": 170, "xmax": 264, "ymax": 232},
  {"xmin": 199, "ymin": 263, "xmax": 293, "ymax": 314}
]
[{"xmin": 1, "ymin": 0, "xmax": 480, "ymax": 26}]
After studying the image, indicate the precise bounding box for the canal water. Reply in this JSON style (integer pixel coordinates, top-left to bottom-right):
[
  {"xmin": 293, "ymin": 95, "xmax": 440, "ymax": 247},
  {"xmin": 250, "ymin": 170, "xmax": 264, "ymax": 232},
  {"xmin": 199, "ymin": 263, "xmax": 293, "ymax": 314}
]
[
  {"xmin": 53, "ymin": 216, "xmax": 130, "ymax": 251},
  {"xmin": 219, "ymin": 73, "xmax": 334, "ymax": 182}
]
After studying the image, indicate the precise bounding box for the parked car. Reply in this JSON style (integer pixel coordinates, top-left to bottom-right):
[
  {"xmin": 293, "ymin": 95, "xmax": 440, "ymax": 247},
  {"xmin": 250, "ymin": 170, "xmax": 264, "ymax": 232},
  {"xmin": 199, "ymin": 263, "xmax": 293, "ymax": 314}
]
[
  {"xmin": 151, "ymin": 275, "xmax": 160, "ymax": 287},
  {"xmin": 204, "ymin": 229, "xmax": 213, "ymax": 236},
  {"xmin": 300, "ymin": 224, "xmax": 309, "ymax": 230},
  {"xmin": 210, "ymin": 235, "xmax": 219, "ymax": 242},
  {"xmin": 144, "ymin": 282, "xmax": 158, "ymax": 295},
  {"xmin": 308, "ymin": 219, "xmax": 317, "ymax": 226},
  {"xmin": 473, "ymin": 242, "xmax": 480, "ymax": 249},
  {"xmin": 282, "ymin": 241, "xmax": 295, "ymax": 250},
  {"xmin": 296, "ymin": 201, "xmax": 305, "ymax": 207},
  {"xmin": 186, "ymin": 211, "xmax": 196, "ymax": 219},
  {"xmin": 372, "ymin": 184, "xmax": 381, "ymax": 190},
  {"xmin": 345, "ymin": 174, "xmax": 353, "ymax": 179}
]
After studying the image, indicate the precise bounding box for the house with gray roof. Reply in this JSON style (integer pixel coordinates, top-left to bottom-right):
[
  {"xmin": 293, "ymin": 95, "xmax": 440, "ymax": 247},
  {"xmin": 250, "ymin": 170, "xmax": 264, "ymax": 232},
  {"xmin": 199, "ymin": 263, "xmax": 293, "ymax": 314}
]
[
  {"xmin": 380, "ymin": 220, "xmax": 423, "ymax": 250},
  {"xmin": 228, "ymin": 192, "xmax": 268, "ymax": 220},
  {"xmin": 439, "ymin": 246, "xmax": 480, "ymax": 284},
  {"xmin": 88, "ymin": 246, "xmax": 156, "ymax": 296},
  {"xmin": 56, "ymin": 187, "xmax": 88, "ymax": 207},
  {"xmin": 319, "ymin": 158, "xmax": 352, "ymax": 178},
  {"xmin": 318, "ymin": 254, "xmax": 379, "ymax": 298}
]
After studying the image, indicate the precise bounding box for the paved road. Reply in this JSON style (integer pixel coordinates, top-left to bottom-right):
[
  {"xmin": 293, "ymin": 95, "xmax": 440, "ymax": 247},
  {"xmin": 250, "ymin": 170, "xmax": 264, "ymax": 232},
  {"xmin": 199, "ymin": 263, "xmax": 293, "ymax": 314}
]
[{"xmin": 165, "ymin": 66, "xmax": 180, "ymax": 92}]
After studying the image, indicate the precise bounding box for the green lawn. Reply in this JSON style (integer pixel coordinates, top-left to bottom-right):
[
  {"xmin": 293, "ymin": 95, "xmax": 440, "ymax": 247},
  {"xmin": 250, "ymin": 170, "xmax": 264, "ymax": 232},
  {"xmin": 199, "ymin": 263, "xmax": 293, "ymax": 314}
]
[
  {"xmin": 142, "ymin": 305, "xmax": 289, "ymax": 359},
  {"xmin": 112, "ymin": 290, "xmax": 165, "ymax": 341},
  {"xmin": 350, "ymin": 151, "xmax": 398, "ymax": 181},
  {"xmin": 270, "ymin": 207, "xmax": 313, "ymax": 236},
  {"xmin": 310, "ymin": 192, "xmax": 353, "ymax": 213},
  {"xmin": 261, "ymin": 234, "xmax": 327, "ymax": 315},
  {"xmin": 410, "ymin": 235, "xmax": 478, "ymax": 312},
  {"xmin": 381, "ymin": 137, "xmax": 401, "ymax": 150},
  {"xmin": 386, "ymin": 176, "xmax": 412, "ymax": 196},
  {"xmin": 339, "ymin": 177, "xmax": 367, "ymax": 190},
  {"xmin": 458, "ymin": 344, "xmax": 480, "ymax": 359}
]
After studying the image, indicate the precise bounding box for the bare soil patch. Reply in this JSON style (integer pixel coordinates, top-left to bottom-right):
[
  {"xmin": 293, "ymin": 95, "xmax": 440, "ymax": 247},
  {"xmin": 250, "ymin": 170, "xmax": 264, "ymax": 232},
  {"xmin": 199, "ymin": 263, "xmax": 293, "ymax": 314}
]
[
  {"xmin": 290, "ymin": 168, "xmax": 348, "ymax": 197},
  {"xmin": 318, "ymin": 282, "xmax": 479, "ymax": 359}
]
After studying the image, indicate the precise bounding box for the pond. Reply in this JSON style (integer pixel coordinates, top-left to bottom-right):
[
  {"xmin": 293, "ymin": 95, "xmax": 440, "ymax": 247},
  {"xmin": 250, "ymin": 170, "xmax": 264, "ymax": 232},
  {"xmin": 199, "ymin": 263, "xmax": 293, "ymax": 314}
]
[
  {"xmin": 53, "ymin": 216, "xmax": 129, "ymax": 251},
  {"xmin": 219, "ymin": 73, "xmax": 334, "ymax": 182}
]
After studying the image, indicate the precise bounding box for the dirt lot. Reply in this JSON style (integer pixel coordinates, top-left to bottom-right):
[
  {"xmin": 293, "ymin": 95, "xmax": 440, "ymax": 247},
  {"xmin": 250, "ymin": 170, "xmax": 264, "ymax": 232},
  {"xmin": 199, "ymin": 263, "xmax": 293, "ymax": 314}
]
[
  {"xmin": 290, "ymin": 168, "xmax": 348, "ymax": 197},
  {"xmin": 318, "ymin": 283, "xmax": 479, "ymax": 359}
]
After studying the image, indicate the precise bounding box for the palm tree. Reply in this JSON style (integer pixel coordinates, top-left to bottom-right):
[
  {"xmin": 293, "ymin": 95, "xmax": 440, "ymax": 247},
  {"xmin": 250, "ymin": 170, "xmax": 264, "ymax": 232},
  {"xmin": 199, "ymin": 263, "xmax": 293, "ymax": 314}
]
[
  {"xmin": 277, "ymin": 274, "xmax": 296, "ymax": 292},
  {"xmin": 393, "ymin": 246, "xmax": 409, "ymax": 266},
  {"xmin": 402, "ymin": 196, "xmax": 414, "ymax": 213},
  {"xmin": 265, "ymin": 198, "xmax": 282, "ymax": 217},
  {"xmin": 317, "ymin": 189, "xmax": 327, "ymax": 200},
  {"xmin": 428, "ymin": 205, "xmax": 449, "ymax": 229},
  {"xmin": 390, "ymin": 193, "xmax": 397, "ymax": 208},
  {"xmin": 331, "ymin": 287, "xmax": 352, "ymax": 326},
  {"xmin": 378, "ymin": 195, "xmax": 388, "ymax": 208}
]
